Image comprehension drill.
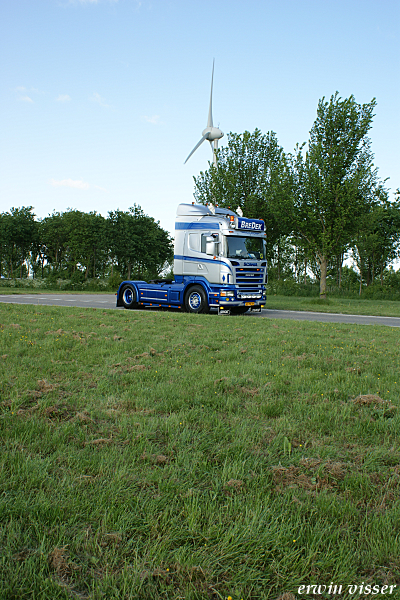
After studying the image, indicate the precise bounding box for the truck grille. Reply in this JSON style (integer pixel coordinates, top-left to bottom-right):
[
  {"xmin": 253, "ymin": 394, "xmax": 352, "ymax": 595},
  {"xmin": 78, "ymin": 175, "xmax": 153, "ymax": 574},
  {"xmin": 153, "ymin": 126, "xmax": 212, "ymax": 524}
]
[{"xmin": 235, "ymin": 267, "xmax": 264, "ymax": 287}]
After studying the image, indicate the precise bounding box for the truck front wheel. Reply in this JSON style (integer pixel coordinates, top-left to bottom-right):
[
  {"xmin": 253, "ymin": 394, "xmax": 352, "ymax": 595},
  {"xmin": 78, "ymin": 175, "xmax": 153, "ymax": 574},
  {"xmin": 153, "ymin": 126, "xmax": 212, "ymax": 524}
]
[
  {"xmin": 184, "ymin": 285, "xmax": 209, "ymax": 314},
  {"xmin": 121, "ymin": 284, "xmax": 138, "ymax": 309}
]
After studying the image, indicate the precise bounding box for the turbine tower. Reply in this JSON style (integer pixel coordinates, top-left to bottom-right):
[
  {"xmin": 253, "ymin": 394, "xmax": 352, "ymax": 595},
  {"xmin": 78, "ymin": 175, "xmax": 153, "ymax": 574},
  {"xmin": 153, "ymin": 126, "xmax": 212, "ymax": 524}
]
[{"xmin": 184, "ymin": 60, "xmax": 224, "ymax": 168}]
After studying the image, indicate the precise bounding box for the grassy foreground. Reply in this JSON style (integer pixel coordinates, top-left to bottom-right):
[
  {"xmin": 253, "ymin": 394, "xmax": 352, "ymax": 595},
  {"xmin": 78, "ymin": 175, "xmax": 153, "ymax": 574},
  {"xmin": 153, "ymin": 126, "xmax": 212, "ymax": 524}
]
[{"xmin": 1, "ymin": 304, "xmax": 400, "ymax": 600}]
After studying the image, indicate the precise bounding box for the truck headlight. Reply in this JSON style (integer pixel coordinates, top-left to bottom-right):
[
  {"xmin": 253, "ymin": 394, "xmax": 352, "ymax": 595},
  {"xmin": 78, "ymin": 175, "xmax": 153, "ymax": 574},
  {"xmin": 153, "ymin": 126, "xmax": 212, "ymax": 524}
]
[{"xmin": 220, "ymin": 291, "xmax": 234, "ymax": 297}]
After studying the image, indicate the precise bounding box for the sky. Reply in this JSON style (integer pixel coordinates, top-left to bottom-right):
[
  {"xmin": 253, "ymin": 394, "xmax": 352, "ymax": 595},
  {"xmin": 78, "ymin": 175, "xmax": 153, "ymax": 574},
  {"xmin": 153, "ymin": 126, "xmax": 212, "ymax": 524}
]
[{"xmin": 1, "ymin": 0, "xmax": 399, "ymax": 239}]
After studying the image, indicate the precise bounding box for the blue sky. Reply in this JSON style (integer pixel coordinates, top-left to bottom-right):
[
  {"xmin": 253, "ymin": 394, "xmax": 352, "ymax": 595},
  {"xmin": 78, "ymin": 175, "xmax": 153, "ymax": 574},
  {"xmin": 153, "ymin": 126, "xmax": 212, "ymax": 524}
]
[{"xmin": 1, "ymin": 0, "xmax": 399, "ymax": 237}]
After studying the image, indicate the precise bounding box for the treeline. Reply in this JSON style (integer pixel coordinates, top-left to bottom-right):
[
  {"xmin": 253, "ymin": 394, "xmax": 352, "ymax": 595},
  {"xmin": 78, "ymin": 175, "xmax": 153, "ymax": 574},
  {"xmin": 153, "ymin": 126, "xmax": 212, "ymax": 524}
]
[
  {"xmin": 2, "ymin": 92, "xmax": 400, "ymax": 298},
  {"xmin": 195, "ymin": 92, "xmax": 400, "ymax": 298},
  {"xmin": 0, "ymin": 205, "xmax": 173, "ymax": 285}
]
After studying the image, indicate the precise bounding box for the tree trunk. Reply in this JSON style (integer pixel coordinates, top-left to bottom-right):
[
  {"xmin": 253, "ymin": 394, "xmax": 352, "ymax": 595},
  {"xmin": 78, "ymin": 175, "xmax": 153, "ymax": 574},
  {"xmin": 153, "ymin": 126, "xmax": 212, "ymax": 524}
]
[
  {"xmin": 359, "ymin": 265, "xmax": 363, "ymax": 296},
  {"xmin": 277, "ymin": 243, "xmax": 280, "ymax": 281},
  {"xmin": 319, "ymin": 256, "xmax": 327, "ymax": 299},
  {"xmin": 337, "ymin": 253, "xmax": 343, "ymax": 289},
  {"xmin": 304, "ymin": 257, "xmax": 307, "ymax": 285},
  {"xmin": 127, "ymin": 262, "xmax": 131, "ymax": 280}
]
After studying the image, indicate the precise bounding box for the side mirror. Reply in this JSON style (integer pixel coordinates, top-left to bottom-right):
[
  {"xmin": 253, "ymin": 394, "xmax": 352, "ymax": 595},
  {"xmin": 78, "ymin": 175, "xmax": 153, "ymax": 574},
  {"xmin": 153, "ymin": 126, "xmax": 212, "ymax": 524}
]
[{"xmin": 206, "ymin": 241, "xmax": 216, "ymax": 255}]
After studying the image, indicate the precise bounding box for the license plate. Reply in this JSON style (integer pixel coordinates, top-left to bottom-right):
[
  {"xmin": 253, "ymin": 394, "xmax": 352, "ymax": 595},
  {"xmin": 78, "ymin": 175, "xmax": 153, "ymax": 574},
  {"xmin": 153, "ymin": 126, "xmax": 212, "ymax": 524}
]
[{"xmin": 245, "ymin": 302, "xmax": 255, "ymax": 306}]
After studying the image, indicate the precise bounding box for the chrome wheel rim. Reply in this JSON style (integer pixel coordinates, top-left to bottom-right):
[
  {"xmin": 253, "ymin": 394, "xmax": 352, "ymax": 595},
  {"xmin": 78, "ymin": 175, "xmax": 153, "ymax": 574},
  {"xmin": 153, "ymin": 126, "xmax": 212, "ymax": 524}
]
[
  {"xmin": 123, "ymin": 288, "xmax": 134, "ymax": 305},
  {"xmin": 188, "ymin": 292, "xmax": 201, "ymax": 310}
]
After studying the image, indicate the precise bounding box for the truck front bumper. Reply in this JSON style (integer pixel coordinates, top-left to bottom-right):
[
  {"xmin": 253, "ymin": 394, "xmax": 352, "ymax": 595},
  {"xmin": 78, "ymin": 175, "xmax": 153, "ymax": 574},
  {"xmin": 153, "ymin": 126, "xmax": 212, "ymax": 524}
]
[{"xmin": 212, "ymin": 287, "xmax": 265, "ymax": 310}]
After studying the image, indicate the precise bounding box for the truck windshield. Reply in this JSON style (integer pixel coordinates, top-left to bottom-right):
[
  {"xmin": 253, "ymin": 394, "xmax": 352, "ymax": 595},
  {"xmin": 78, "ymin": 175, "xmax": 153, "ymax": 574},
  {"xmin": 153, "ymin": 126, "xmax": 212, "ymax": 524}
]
[{"xmin": 226, "ymin": 236, "xmax": 265, "ymax": 260}]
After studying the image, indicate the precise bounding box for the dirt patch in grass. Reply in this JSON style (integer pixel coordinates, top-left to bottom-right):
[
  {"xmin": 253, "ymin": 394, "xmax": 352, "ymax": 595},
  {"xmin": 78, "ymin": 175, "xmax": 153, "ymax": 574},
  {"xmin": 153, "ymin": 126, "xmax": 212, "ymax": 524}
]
[
  {"xmin": 37, "ymin": 379, "xmax": 59, "ymax": 393},
  {"xmin": 140, "ymin": 452, "xmax": 171, "ymax": 466},
  {"xmin": 43, "ymin": 403, "xmax": 75, "ymax": 420},
  {"xmin": 73, "ymin": 411, "xmax": 94, "ymax": 424},
  {"xmin": 352, "ymin": 394, "xmax": 398, "ymax": 418},
  {"xmin": 346, "ymin": 366, "xmax": 362, "ymax": 374},
  {"xmin": 286, "ymin": 352, "xmax": 316, "ymax": 362},
  {"xmin": 353, "ymin": 394, "xmax": 385, "ymax": 406},
  {"xmin": 272, "ymin": 465, "xmax": 319, "ymax": 492},
  {"xmin": 48, "ymin": 547, "xmax": 79, "ymax": 578},
  {"xmin": 84, "ymin": 437, "xmax": 114, "ymax": 446},
  {"xmin": 272, "ymin": 459, "xmax": 351, "ymax": 494},
  {"xmin": 139, "ymin": 562, "xmax": 220, "ymax": 598},
  {"xmin": 213, "ymin": 376, "xmax": 259, "ymax": 396}
]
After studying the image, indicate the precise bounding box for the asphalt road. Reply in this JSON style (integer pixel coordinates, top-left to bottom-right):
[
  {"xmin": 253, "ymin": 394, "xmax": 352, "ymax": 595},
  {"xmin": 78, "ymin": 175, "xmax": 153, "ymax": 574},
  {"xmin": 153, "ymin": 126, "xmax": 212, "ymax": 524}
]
[{"xmin": 1, "ymin": 293, "xmax": 400, "ymax": 327}]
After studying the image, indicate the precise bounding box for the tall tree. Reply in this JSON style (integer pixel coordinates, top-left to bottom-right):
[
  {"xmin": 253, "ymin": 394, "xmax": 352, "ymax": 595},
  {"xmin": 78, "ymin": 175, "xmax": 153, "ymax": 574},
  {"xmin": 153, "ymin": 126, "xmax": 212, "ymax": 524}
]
[
  {"xmin": 284, "ymin": 93, "xmax": 378, "ymax": 298},
  {"xmin": 0, "ymin": 207, "xmax": 37, "ymax": 278},
  {"xmin": 40, "ymin": 212, "xmax": 69, "ymax": 273},
  {"xmin": 107, "ymin": 205, "xmax": 173, "ymax": 279},
  {"xmin": 352, "ymin": 190, "xmax": 400, "ymax": 291},
  {"xmin": 62, "ymin": 210, "xmax": 107, "ymax": 278},
  {"xmin": 193, "ymin": 129, "xmax": 290, "ymax": 259}
]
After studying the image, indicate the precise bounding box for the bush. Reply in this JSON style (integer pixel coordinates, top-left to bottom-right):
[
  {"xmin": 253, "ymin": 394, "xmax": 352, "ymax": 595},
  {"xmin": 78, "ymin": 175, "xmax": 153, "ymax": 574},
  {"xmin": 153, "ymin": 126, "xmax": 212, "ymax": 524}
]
[
  {"xmin": 106, "ymin": 273, "xmax": 124, "ymax": 291},
  {"xmin": 266, "ymin": 280, "xmax": 319, "ymax": 297}
]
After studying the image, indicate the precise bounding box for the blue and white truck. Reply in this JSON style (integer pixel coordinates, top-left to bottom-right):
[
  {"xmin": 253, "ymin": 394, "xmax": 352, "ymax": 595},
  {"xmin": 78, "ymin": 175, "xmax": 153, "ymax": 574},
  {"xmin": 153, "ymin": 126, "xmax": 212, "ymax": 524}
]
[{"xmin": 116, "ymin": 203, "xmax": 267, "ymax": 315}]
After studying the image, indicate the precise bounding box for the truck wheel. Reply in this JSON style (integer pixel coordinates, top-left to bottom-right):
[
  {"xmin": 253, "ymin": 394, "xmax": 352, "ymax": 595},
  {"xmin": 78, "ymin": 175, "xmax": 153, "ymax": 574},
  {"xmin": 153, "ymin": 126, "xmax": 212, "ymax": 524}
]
[
  {"xmin": 121, "ymin": 284, "xmax": 138, "ymax": 309},
  {"xmin": 184, "ymin": 285, "xmax": 209, "ymax": 314},
  {"xmin": 230, "ymin": 307, "xmax": 249, "ymax": 315}
]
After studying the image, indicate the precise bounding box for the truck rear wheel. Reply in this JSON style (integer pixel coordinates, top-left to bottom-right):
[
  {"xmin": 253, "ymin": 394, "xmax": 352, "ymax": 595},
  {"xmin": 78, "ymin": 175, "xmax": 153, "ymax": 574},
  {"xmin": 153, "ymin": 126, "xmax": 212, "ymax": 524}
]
[
  {"xmin": 121, "ymin": 284, "xmax": 138, "ymax": 309},
  {"xmin": 184, "ymin": 285, "xmax": 209, "ymax": 314}
]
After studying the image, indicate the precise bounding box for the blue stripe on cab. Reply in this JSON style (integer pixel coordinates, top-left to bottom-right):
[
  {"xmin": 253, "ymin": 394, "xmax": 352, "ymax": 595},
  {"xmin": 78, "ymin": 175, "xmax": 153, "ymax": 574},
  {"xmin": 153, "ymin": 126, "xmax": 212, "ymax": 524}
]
[
  {"xmin": 174, "ymin": 255, "xmax": 232, "ymax": 271},
  {"xmin": 175, "ymin": 222, "xmax": 220, "ymax": 230}
]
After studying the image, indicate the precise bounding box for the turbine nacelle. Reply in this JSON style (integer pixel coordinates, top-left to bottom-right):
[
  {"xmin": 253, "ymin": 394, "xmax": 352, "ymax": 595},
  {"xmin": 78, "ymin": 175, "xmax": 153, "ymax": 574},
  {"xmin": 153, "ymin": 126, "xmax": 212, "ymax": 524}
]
[{"xmin": 202, "ymin": 126, "xmax": 224, "ymax": 142}]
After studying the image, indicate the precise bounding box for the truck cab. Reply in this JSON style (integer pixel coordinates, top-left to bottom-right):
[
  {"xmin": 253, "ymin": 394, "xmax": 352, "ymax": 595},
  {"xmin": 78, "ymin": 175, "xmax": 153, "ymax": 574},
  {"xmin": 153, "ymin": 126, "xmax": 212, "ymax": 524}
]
[{"xmin": 117, "ymin": 203, "xmax": 267, "ymax": 315}]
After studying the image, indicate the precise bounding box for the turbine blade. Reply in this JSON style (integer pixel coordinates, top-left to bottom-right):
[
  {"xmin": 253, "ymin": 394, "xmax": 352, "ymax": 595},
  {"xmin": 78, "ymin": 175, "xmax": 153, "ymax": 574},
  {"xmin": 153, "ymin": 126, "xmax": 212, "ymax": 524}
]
[
  {"xmin": 207, "ymin": 59, "xmax": 214, "ymax": 128},
  {"xmin": 184, "ymin": 135, "xmax": 208, "ymax": 164}
]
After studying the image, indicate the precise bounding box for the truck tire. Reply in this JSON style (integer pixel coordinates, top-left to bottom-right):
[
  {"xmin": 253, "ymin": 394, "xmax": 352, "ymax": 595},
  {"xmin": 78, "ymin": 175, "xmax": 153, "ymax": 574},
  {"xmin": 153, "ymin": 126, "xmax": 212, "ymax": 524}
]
[
  {"xmin": 184, "ymin": 285, "xmax": 209, "ymax": 314},
  {"xmin": 121, "ymin": 284, "xmax": 138, "ymax": 309},
  {"xmin": 230, "ymin": 307, "xmax": 249, "ymax": 315}
]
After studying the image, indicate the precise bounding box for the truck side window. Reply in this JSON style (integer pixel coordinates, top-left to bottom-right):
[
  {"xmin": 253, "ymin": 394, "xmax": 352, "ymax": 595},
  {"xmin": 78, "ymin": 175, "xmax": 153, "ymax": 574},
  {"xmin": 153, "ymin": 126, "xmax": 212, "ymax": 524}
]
[{"xmin": 188, "ymin": 233, "xmax": 200, "ymax": 252}]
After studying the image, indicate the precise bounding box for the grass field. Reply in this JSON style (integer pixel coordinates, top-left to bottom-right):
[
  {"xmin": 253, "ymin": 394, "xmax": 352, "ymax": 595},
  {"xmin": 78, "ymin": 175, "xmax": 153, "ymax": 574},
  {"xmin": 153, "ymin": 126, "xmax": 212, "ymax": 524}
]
[{"xmin": 1, "ymin": 303, "xmax": 400, "ymax": 600}]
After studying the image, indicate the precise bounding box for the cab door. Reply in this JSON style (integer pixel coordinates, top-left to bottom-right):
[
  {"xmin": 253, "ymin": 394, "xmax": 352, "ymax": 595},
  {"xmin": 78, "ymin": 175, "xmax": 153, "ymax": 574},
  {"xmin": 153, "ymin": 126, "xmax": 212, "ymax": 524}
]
[{"xmin": 183, "ymin": 232, "xmax": 209, "ymax": 277}]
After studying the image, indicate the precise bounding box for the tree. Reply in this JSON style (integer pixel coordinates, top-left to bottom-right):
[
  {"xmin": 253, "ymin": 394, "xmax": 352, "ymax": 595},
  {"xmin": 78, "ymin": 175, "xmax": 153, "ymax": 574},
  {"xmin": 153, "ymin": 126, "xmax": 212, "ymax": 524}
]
[
  {"xmin": 61, "ymin": 210, "xmax": 107, "ymax": 278},
  {"xmin": 284, "ymin": 93, "xmax": 379, "ymax": 298},
  {"xmin": 40, "ymin": 212, "xmax": 69, "ymax": 273},
  {"xmin": 0, "ymin": 207, "xmax": 37, "ymax": 278},
  {"xmin": 107, "ymin": 205, "xmax": 173, "ymax": 280},
  {"xmin": 193, "ymin": 129, "xmax": 290, "ymax": 259},
  {"xmin": 352, "ymin": 189, "xmax": 400, "ymax": 292}
]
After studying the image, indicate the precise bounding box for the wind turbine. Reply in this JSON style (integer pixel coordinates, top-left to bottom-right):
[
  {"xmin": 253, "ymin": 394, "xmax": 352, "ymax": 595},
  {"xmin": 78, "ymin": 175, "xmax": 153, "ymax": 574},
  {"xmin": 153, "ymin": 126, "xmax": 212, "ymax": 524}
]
[{"xmin": 184, "ymin": 60, "xmax": 224, "ymax": 167}]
